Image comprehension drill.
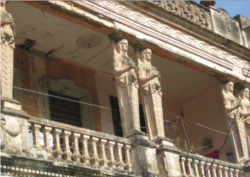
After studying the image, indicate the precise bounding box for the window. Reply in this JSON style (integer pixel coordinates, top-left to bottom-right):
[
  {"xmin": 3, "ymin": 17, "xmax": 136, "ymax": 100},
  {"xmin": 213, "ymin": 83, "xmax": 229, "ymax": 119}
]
[
  {"xmin": 49, "ymin": 91, "xmax": 82, "ymax": 127},
  {"xmin": 110, "ymin": 96, "xmax": 147, "ymax": 137},
  {"xmin": 44, "ymin": 79, "xmax": 95, "ymax": 130}
]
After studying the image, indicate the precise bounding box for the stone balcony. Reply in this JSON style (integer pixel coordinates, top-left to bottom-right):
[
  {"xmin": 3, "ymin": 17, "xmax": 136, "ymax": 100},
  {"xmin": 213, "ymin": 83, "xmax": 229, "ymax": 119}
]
[{"xmin": 1, "ymin": 112, "xmax": 134, "ymax": 177}]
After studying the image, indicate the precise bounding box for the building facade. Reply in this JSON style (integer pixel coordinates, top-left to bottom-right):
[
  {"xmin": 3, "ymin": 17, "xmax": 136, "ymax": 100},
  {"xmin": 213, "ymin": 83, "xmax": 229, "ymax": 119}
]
[{"xmin": 1, "ymin": 1, "xmax": 250, "ymax": 176}]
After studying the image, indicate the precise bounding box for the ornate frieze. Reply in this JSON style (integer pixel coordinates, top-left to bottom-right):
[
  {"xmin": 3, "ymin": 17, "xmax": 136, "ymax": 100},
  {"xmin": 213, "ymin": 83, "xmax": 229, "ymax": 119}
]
[
  {"xmin": 93, "ymin": 1, "xmax": 249, "ymax": 70},
  {"xmin": 211, "ymin": 9, "xmax": 243, "ymax": 45},
  {"xmin": 153, "ymin": 1, "xmax": 211, "ymax": 30}
]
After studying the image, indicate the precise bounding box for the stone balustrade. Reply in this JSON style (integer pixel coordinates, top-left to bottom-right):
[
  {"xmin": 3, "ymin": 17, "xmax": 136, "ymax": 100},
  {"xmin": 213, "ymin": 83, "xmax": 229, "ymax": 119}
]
[
  {"xmin": 152, "ymin": 1, "xmax": 212, "ymax": 30},
  {"xmin": 27, "ymin": 117, "xmax": 133, "ymax": 174},
  {"xmin": 180, "ymin": 152, "xmax": 245, "ymax": 177}
]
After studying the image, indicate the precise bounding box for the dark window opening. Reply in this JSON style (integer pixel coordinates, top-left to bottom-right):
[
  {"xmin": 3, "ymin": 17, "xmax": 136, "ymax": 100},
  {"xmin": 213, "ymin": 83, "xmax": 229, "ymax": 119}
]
[
  {"xmin": 49, "ymin": 91, "xmax": 82, "ymax": 127},
  {"xmin": 109, "ymin": 96, "xmax": 147, "ymax": 137}
]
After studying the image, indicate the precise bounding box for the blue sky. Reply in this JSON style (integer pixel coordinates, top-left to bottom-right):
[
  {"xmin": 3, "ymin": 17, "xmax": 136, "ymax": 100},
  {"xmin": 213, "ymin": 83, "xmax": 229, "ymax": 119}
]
[{"xmin": 215, "ymin": 1, "xmax": 250, "ymax": 19}]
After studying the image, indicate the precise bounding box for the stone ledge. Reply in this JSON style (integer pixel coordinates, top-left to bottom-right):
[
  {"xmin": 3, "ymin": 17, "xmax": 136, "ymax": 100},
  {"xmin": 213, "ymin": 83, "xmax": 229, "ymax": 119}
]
[{"xmin": 1, "ymin": 156, "xmax": 135, "ymax": 177}]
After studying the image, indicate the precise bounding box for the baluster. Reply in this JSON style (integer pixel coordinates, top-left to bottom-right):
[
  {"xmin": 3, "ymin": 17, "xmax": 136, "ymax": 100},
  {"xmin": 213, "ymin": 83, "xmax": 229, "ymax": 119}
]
[
  {"xmin": 205, "ymin": 163, "xmax": 211, "ymax": 177},
  {"xmin": 223, "ymin": 167, "xmax": 229, "ymax": 177},
  {"xmin": 240, "ymin": 171, "xmax": 245, "ymax": 177},
  {"xmin": 28, "ymin": 123, "xmax": 33, "ymax": 148},
  {"xmin": 192, "ymin": 160, "xmax": 199, "ymax": 177},
  {"xmin": 210, "ymin": 164, "xmax": 217, "ymax": 177},
  {"xmin": 124, "ymin": 144, "xmax": 132, "ymax": 171},
  {"xmin": 115, "ymin": 143, "xmax": 125, "ymax": 169},
  {"xmin": 52, "ymin": 129, "xmax": 63, "ymax": 162},
  {"xmin": 198, "ymin": 161, "xmax": 205, "ymax": 177},
  {"xmin": 41, "ymin": 126, "xmax": 53, "ymax": 161},
  {"xmin": 186, "ymin": 158, "xmax": 193, "ymax": 176},
  {"xmin": 228, "ymin": 168, "xmax": 233, "ymax": 177},
  {"xmin": 234, "ymin": 169, "xmax": 240, "ymax": 177},
  {"xmin": 98, "ymin": 139, "xmax": 108, "ymax": 167},
  {"xmin": 180, "ymin": 157, "xmax": 187, "ymax": 176},
  {"xmin": 62, "ymin": 130, "xmax": 72, "ymax": 164},
  {"xmin": 90, "ymin": 137, "xmax": 99, "ymax": 167},
  {"xmin": 107, "ymin": 141, "xmax": 116, "ymax": 168},
  {"xmin": 32, "ymin": 124, "xmax": 43, "ymax": 159},
  {"xmin": 216, "ymin": 165, "xmax": 223, "ymax": 177},
  {"xmin": 80, "ymin": 135, "xmax": 90, "ymax": 165},
  {"xmin": 71, "ymin": 133, "xmax": 81, "ymax": 165}
]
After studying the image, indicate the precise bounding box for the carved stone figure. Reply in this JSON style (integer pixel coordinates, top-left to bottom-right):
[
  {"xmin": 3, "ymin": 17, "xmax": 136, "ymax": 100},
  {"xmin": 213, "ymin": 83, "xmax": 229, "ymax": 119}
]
[
  {"xmin": 222, "ymin": 82, "xmax": 250, "ymax": 164},
  {"xmin": 137, "ymin": 48, "xmax": 165, "ymax": 140},
  {"xmin": 222, "ymin": 81, "xmax": 240, "ymax": 120},
  {"xmin": 1, "ymin": 117, "xmax": 23, "ymax": 150},
  {"xmin": 111, "ymin": 39, "xmax": 140, "ymax": 137},
  {"xmin": 1, "ymin": 1, "xmax": 15, "ymax": 98}
]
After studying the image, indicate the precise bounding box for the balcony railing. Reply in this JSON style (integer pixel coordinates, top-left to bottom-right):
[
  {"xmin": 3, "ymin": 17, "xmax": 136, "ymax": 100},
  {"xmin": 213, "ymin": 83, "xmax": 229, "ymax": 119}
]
[
  {"xmin": 27, "ymin": 117, "xmax": 133, "ymax": 176},
  {"xmin": 180, "ymin": 152, "xmax": 244, "ymax": 177},
  {"xmin": 152, "ymin": 1, "xmax": 212, "ymax": 30}
]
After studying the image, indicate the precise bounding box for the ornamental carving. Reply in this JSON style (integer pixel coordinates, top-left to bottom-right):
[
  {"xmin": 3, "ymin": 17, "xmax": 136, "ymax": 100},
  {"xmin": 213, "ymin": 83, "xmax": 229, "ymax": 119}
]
[
  {"xmin": 93, "ymin": 1, "xmax": 249, "ymax": 69},
  {"xmin": 222, "ymin": 82, "xmax": 250, "ymax": 163},
  {"xmin": 212, "ymin": 9, "xmax": 242, "ymax": 44},
  {"xmin": 1, "ymin": 117, "xmax": 23, "ymax": 150},
  {"xmin": 137, "ymin": 48, "xmax": 165, "ymax": 139},
  {"xmin": 1, "ymin": 1, "xmax": 15, "ymax": 98},
  {"xmin": 111, "ymin": 39, "xmax": 140, "ymax": 137},
  {"xmin": 154, "ymin": 1, "xmax": 211, "ymax": 30}
]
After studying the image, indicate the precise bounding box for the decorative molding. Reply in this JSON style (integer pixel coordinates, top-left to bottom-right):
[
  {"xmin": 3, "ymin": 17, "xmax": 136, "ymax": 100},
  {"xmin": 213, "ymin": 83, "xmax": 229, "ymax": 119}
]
[
  {"xmin": 91, "ymin": 1, "xmax": 248, "ymax": 69},
  {"xmin": 44, "ymin": 78, "xmax": 95, "ymax": 130}
]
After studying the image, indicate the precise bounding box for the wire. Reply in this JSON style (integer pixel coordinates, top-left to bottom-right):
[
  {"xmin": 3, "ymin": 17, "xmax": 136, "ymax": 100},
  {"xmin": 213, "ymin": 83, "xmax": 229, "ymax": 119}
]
[
  {"xmin": 183, "ymin": 117, "xmax": 229, "ymax": 135},
  {"xmin": 204, "ymin": 64, "xmax": 250, "ymax": 176}
]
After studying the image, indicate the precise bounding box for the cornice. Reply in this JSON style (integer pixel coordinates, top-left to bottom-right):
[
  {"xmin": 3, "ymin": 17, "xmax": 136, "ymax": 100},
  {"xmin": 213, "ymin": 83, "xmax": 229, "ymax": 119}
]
[{"xmin": 122, "ymin": 1, "xmax": 250, "ymax": 61}]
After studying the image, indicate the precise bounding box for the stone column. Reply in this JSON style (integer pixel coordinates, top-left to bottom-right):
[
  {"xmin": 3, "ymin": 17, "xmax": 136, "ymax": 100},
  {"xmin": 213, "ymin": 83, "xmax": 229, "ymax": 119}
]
[
  {"xmin": 222, "ymin": 82, "xmax": 250, "ymax": 164},
  {"xmin": 110, "ymin": 39, "xmax": 141, "ymax": 137},
  {"xmin": 205, "ymin": 163, "xmax": 211, "ymax": 177},
  {"xmin": 107, "ymin": 140, "xmax": 116, "ymax": 168},
  {"xmin": 90, "ymin": 137, "xmax": 99, "ymax": 167},
  {"xmin": 115, "ymin": 143, "xmax": 125, "ymax": 168},
  {"xmin": 136, "ymin": 48, "xmax": 165, "ymax": 141},
  {"xmin": 223, "ymin": 167, "xmax": 229, "ymax": 177},
  {"xmin": 0, "ymin": 2, "xmax": 30, "ymax": 159},
  {"xmin": 1, "ymin": 1, "xmax": 15, "ymax": 99},
  {"xmin": 180, "ymin": 157, "xmax": 187, "ymax": 176},
  {"xmin": 210, "ymin": 164, "xmax": 217, "ymax": 177}
]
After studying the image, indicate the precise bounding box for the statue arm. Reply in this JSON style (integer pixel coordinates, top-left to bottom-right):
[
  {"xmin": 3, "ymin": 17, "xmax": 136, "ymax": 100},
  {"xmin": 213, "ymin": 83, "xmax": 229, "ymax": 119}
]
[{"xmin": 138, "ymin": 69, "xmax": 159, "ymax": 84}]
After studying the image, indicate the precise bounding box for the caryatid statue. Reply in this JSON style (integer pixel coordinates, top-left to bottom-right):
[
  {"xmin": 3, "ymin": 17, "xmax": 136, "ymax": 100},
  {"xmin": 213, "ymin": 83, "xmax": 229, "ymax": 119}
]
[
  {"xmin": 222, "ymin": 82, "xmax": 250, "ymax": 164},
  {"xmin": 1, "ymin": 1, "xmax": 15, "ymax": 98},
  {"xmin": 137, "ymin": 48, "xmax": 165, "ymax": 141},
  {"xmin": 111, "ymin": 39, "xmax": 141, "ymax": 137}
]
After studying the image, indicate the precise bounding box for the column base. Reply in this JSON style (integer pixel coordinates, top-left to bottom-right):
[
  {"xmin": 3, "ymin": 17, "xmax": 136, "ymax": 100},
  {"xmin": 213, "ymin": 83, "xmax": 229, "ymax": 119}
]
[
  {"xmin": 1, "ymin": 97, "xmax": 30, "ymax": 119},
  {"xmin": 127, "ymin": 131, "xmax": 160, "ymax": 176},
  {"xmin": 1, "ymin": 97, "xmax": 30, "ymax": 157}
]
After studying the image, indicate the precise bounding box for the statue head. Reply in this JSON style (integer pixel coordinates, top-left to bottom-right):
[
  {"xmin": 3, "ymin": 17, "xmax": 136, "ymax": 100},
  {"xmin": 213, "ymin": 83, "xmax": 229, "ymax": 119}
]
[
  {"xmin": 241, "ymin": 88, "xmax": 250, "ymax": 99},
  {"xmin": 1, "ymin": 1, "xmax": 6, "ymax": 7},
  {"xmin": 223, "ymin": 81, "xmax": 234, "ymax": 94},
  {"xmin": 140, "ymin": 48, "xmax": 152, "ymax": 62},
  {"xmin": 116, "ymin": 39, "xmax": 128, "ymax": 53}
]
